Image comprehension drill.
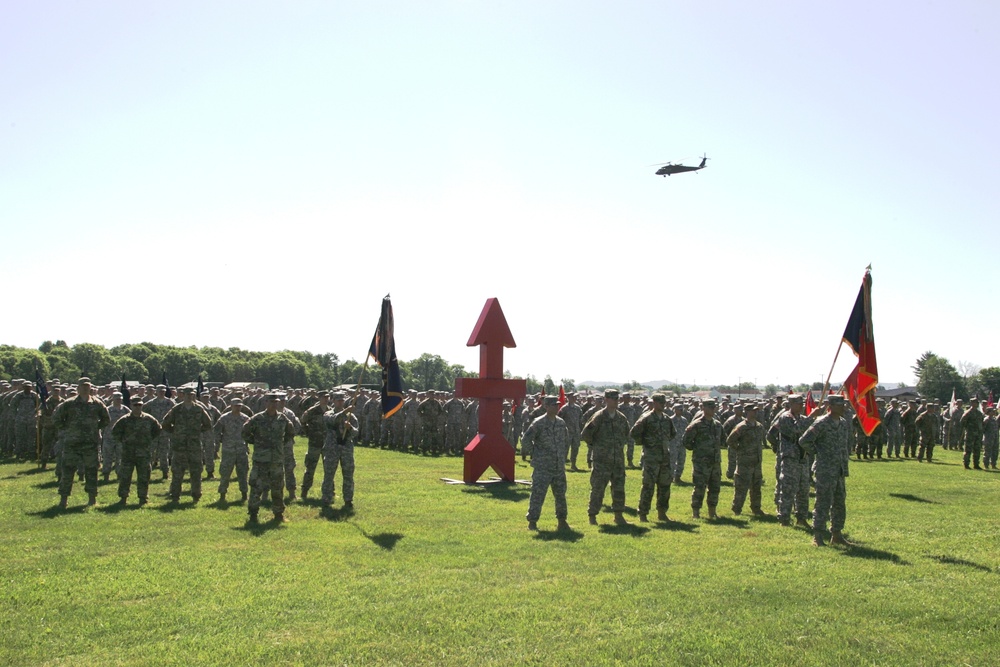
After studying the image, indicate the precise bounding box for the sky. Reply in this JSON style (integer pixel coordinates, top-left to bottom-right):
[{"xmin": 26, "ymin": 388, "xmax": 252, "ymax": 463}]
[{"xmin": 3, "ymin": 2, "xmax": 999, "ymax": 388}]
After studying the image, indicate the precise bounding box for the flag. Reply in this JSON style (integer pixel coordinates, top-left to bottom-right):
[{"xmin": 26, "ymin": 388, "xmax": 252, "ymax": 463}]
[
  {"xmin": 35, "ymin": 368, "xmax": 49, "ymax": 405},
  {"xmin": 804, "ymin": 390, "xmax": 816, "ymax": 416},
  {"xmin": 162, "ymin": 372, "xmax": 172, "ymax": 399},
  {"xmin": 120, "ymin": 377, "xmax": 131, "ymax": 407},
  {"xmin": 988, "ymin": 391, "xmax": 994, "ymax": 409},
  {"xmin": 842, "ymin": 269, "xmax": 880, "ymax": 435},
  {"xmin": 368, "ymin": 295, "xmax": 404, "ymax": 419},
  {"xmin": 558, "ymin": 385, "xmax": 567, "ymax": 408},
  {"xmin": 949, "ymin": 388, "xmax": 958, "ymax": 416},
  {"xmin": 196, "ymin": 375, "xmax": 204, "ymax": 397}
]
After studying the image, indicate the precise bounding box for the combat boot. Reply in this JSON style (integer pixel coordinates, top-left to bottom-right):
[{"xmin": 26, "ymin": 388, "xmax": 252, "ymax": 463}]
[
  {"xmin": 638, "ymin": 513, "xmax": 648, "ymax": 522},
  {"xmin": 692, "ymin": 508, "xmax": 700, "ymax": 519},
  {"xmin": 812, "ymin": 531, "xmax": 826, "ymax": 547},
  {"xmin": 138, "ymin": 497, "xmax": 147, "ymax": 506},
  {"xmin": 117, "ymin": 496, "xmax": 127, "ymax": 506},
  {"xmin": 58, "ymin": 495, "xmax": 68, "ymax": 510},
  {"xmin": 707, "ymin": 507, "xmax": 718, "ymax": 520},
  {"xmin": 248, "ymin": 509, "xmax": 259, "ymax": 523},
  {"xmin": 102, "ymin": 472, "xmax": 110, "ymax": 482},
  {"xmin": 527, "ymin": 520, "xmax": 538, "ymax": 531},
  {"xmin": 87, "ymin": 493, "xmax": 97, "ymax": 506},
  {"xmin": 613, "ymin": 512, "xmax": 629, "ymax": 526},
  {"xmin": 219, "ymin": 493, "xmax": 227, "ymax": 504},
  {"xmin": 588, "ymin": 515, "xmax": 598, "ymax": 526},
  {"xmin": 557, "ymin": 519, "xmax": 571, "ymax": 531},
  {"xmin": 657, "ymin": 509, "xmax": 669, "ymax": 522},
  {"xmin": 300, "ymin": 487, "xmax": 310, "ymax": 500},
  {"xmin": 830, "ymin": 531, "xmax": 853, "ymax": 547},
  {"xmin": 795, "ymin": 517, "xmax": 810, "ymax": 529},
  {"xmin": 287, "ymin": 488, "xmax": 296, "ymax": 502},
  {"xmin": 274, "ymin": 512, "xmax": 288, "ymax": 523},
  {"xmin": 778, "ymin": 516, "xmax": 791, "ymax": 527},
  {"xmin": 240, "ymin": 491, "xmax": 248, "ymax": 502}
]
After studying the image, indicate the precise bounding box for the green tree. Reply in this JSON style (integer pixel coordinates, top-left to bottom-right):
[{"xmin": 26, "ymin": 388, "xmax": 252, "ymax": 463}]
[
  {"xmin": 543, "ymin": 375, "xmax": 557, "ymax": 395},
  {"xmin": 916, "ymin": 355, "xmax": 965, "ymax": 403}
]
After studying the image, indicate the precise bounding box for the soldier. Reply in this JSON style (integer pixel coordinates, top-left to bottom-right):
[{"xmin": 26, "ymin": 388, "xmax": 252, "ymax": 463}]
[
  {"xmin": 443, "ymin": 393, "xmax": 467, "ymax": 456},
  {"xmin": 960, "ymin": 397, "xmax": 985, "ymax": 470},
  {"xmin": 38, "ymin": 380, "xmax": 62, "ymax": 470},
  {"xmin": 915, "ymin": 402, "xmax": 940, "ymax": 463},
  {"xmin": 630, "ymin": 394, "xmax": 676, "ymax": 522},
  {"xmin": 620, "ymin": 393, "xmax": 640, "ymax": 468},
  {"xmin": 161, "ymin": 388, "xmax": 213, "ymax": 503},
  {"xmin": 800, "ymin": 395, "xmax": 852, "ymax": 547},
  {"xmin": 144, "ymin": 385, "xmax": 175, "ymax": 479},
  {"xmin": 668, "ymin": 403, "xmax": 689, "ymax": 484},
  {"xmin": 522, "ymin": 395, "xmax": 571, "ymax": 531},
  {"xmin": 10, "ymin": 380, "xmax": 40, "ymax": 461},
  {"xmin": 52, "ymin": 378, "xmax": 110, "ymax": 508},
  {"xmin": 771, "ymin": 394, "xmax": 810, "ymax": 527},
  {"xmin": 722, "ymin": 404, "xmax": 744, "ymax": 479},
  {"xmin": 215, "ymin": 399, "xmax": 251, "ymax": 502},
  {"xmin": 417, "ymin": 391, "xmax": 444, "ymax": 455},
  {"xmin": 299, "ymin": 391, "xmax": 331, "ymax": 500},
  {"xmin": 402, "ymin": 390, "xmax": 421, "ymax": 452},
  {"xmin": 582, "ymin": 388, "xmax": 631, "ymax": 526},
  {"xmin": 983, "ymin": 406, "xmax": 999, "ymax": 470},
  {"xmin": 900, "ymin": 400, "xmax": 918, "ymax": 458},
  {"xmin": 101, "ymin": 391, "xmax": 130, "ymax": 481},
  {"xmin": 727, "ymin": 403, "xmax": 766, "ymax": 516},
  {"xmin": 558, "ymin": 392, "xmax": 584, "ymax": 471},
  {"xmin": 321, "ymin": 392, "xmax": 359, "ymax": 509},
  {"xmin": 276, "ymin": 395, "xmax": 302, "ymax": 500},
  {"xmin": 683, "ymin": 398, "xmax": 724, "ymax": 520},
  {"xmin": 198, "ymin": 393, "xmax": 222, "ymax": 480},
  {"xmin": 111, "ymin": 398, "xmax": 160, "ymax": 505},
  {"xmin": 243, "ymin": 393, "xmax": 297, "ymax": 523}
]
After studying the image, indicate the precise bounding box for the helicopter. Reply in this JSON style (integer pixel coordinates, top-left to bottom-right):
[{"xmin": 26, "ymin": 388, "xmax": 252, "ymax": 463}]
[{"xmin": 651, "ymin": 154, "xmax": 709, "ymax": 177}]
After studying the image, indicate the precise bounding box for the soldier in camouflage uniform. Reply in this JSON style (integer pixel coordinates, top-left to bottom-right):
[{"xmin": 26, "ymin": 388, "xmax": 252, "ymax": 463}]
[
  {"xmin": 882, "ymin": 398, "xmax": 902, "ymax": 457},
  {"xmin": 982, "ymin": 406, "xmax": 999, "ymax": 469},
  {"xmin": 144, "ymin": 385, "xmax": 175, "ymax": 479},
  {"xmin": 38, "ymin": 381, "xmax": 62, "ymax": 470},
  {"xmin": 668, "ymin": 403, "xmax": 689, "ymax": 484},
  {"xmin": 52, "ymin": 378, "xmax": 110, "ymax": 508},
  {"xmin": 726, "ymin": 403, "xmax": 766, "ymax": 516},
  {"xmin": 199, "ymin": 394, "xmax": 222, "ymax": 480},
  {"xmin": 582, "ymin": 389, "xmax": 631, "ymax": 526},
  {"xmin": 900, "ymin": 400, "xmax": 918, "ymax": 458},
  {"xmin": 215, "ymin": 399, "xmax": 251, "ymax": 502},
  {"xmin": 101, "ymin": 391, "xmax": 130, "ymax": 481},
  {"xmin": 770, "ymin": 394, "xmax": 810, "ymax": 527},
  {"xmin": 799, "ymin": 395, "xmax": 852, "ymax": 547},
  {"xmin": 10, "ymin": 381, "xmax": 40, "ymax": 461},
  {"xmin": 620, "ymin": 393, "xmax": 640, "ymax": 468},
  {"xmin": 443, "ymin": 394, "xmax": 467, "ymax": 455},
  {"xmin": 244, "ymin": 393, "xmax": 296, "ymax": 523},
  {"xmin": 277, "ymin": 396, "xmax": 302, "ymax": 500},
  {"xmin": 683, "ymin": 398, "xmax": 724, "ymax": 519},
  {"xmin": 960, "ymin": 398, "xmax": 985, "ymax": 469},
  {"xmin": 522, "ymin": 396, "xmax": 571, "ymax": 531},
  {"xmin": 161, "ymin": 388, "xmax": 213, "ymax": 503},
  {"xmin": 321, "ymin": 392, "xmax": 359, "ymax": 508},
  {"xmin": 630, "ymin": 394, "xmax": 676, "ymax": 522},
  {"xmin": 298, "ymin": 391, "xmax": 330, "ymax": 499},
  {"xmin": 722, "ymin": 404, "xmax": 744, "ymax": 480},
  {"xmin": 417, "ymin": 392, "xmax": 444, "ymax": 455},
  {"xmin": 558, "ymin": 392, "xmax": 584, "ymax": 471},
  {"xmin": 915, "ymin": 402, "xmax": 940, "ymax": 463},
  {"xmin": 111, "ymin": 398, "xmax": 161, "ymax": 505},
  {"xmin": 402, "ymin": 390, "xmax": 421, "ymax": 452}
]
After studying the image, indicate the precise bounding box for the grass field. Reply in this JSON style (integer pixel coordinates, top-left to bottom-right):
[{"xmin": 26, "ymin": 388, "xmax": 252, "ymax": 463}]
[{"xmin": 2, "ymin": 440, "xmax": 999, "ymax": 666}]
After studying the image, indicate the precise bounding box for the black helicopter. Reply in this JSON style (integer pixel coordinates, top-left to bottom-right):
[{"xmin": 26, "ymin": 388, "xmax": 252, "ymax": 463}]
[{"xmin": 651, "ymin": 154, "xmax": 709, "ymax": 177}]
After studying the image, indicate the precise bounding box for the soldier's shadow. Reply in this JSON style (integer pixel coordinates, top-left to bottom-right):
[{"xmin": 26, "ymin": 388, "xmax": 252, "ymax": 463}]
[
  {"xmin": 17, "ymin": 467, "xmax": 48, "ymax": 476},
  {"xmin": 96, "ymin": 502, "xmax": 143, "ymax": 514},
  {"xmin": 707, "ymin": 516, "xmax": 750, "ymax": 529},
  {"xmin": 533, "ymin": 527, "xmax": 584, "ymax": 543},
  {"xmin": 155, "ymin": 500, "xmax": 198, "ymax": 513},
  {"xmin": 232, "ymin": 518, "xmax": 286, "ymax": 537},
  {"xmin": 33, "ymin": 480, "xmax": 59, "ymax": 490},
  {"xmin": 597, "ymin": 523, "xmax": 651, "ymax": 537},
  {"xmin": 320, "ymin": 505, "xmax": 356, "ymax": 522},
  {"xmin": 839, "ymin": 542, "xmax": 909, "ymax": 565},
  {"xmin": 27, "ymin": 504, "xmax": 87, "ymax": 519},
  {"xmin": 651, "ymin": 520, "xmax": 698, "ymax": 533}
]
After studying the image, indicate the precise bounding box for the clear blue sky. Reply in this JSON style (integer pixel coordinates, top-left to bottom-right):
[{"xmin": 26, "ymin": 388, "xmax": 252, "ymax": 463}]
[{"xmin": 3, "ymin": 2, "xmax": 998, "ymax": 388}]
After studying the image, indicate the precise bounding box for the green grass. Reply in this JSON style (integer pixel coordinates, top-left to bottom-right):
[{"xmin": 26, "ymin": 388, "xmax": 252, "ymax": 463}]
[{"xmin": 2, "ymin": 441, "xmax": 999, "ymax": 666}]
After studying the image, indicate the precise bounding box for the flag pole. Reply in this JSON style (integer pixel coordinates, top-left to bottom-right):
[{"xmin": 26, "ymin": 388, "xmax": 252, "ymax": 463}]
[{"xmin": 820, "ymin": 344, "xmax": 844, "ymax": 404}]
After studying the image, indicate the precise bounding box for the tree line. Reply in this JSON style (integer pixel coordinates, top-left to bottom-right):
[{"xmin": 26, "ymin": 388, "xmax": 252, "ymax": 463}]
[{"xmin": 912, "ymin": 351, "xmax": 1000, "ymax": 402}]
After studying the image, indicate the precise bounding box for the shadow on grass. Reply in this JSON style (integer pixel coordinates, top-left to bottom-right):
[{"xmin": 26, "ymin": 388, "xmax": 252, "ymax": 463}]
[
  {"xmin": 839, "ymin": 543, "xmax": 909, "ymax": 565},
  {"xmin": 154, "ymin": 500, "xmax": 198, "ymax": 514},
  {"xmin": 926, "ymin": 554, "xmax": 993, "ymax": 573},
  {"xmin": 96, "ymin": 501, "xmax": 145, "ymax": 514},
  {"xmin": 232, "ymin": 518, "xmax": 287, "ymax": 536},
  {"xmin": 651, "ymin": 520, "xmax": 698, "ymax": 533},
  {"xmin": 34, "ymin": 479, "xmax": 59, "ymax": 490},
  {"xmin": 889, "ymin": 493, "xmax": 939, "ymax": 504},
  {"xmin": 27, "ymin": 504, "xmax": 88, "ymax": 519},
  {"xmin": 460, "ymin": 484, "xmax": 530, "ymax": 503},
  {"xmin": 748, "ymin": 513, "xmax": 780, "ymax": 524},
  {"xmin": 597, "ymin": 523, "xmax": 651, "ymax": 537},
  {"xmin": 533, "ymin": 527, "xmax": 584, "ymax": 543},
  {"xmin": 320, "ymin": 505, "xmax": 355, "ymax": 522},
  {"xmin": 707, "ymin": 516, "xmax": 750, "ymax": 529},
  {"xmin": 17, "ymin": 467, "xmax": 48, "ymax": 476}
]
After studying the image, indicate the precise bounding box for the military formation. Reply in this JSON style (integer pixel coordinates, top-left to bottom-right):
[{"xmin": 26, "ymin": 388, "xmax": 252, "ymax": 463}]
[{"xmin": 2, "ymin": 376, "xmax": 995, "ymax": 543}]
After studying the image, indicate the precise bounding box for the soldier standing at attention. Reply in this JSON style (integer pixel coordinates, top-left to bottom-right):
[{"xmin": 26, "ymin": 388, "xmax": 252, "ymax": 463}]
[
  {"xmin": 52, "ymin": 378, "xmax": 110, "ymax": 508},
  {"xmin": 772, "ymin": 394, "xmax": 810, "ymax": 527},
  {"xmin": 668, "ymin": 403, "xmax": 689, "ymax": 484},
  {"xmin": 102, "ymin": 391, "xmax": 130, "ymax": 481},
  {"xmin": 630, "ymin": 393, "xmax": 676, "ymax": 523},
  {"xmin": 726, "ymin": 403, "xmax": 766, "ymax": 516},
  {"xmin": 243, "ymin": 393, "xmax": 297, "ymax": 523},
  {"xmin": 683, "ymin": 398, "xmax": 724, "ymax": 520},
  {"xmin": 960, "ymin": 397, "xmax": 985, "ymax": 470},
  {"xmin": 522, "ymin": 395, "xmax": 571, "ymax": 531},
  {"xmin": 558, "ymin": 392, "xmax": 584, "ymax": 471},
  {"xmin": 161, "ymin": 388, "xmax": 213, "ymax": 503},
  {"xmin": 582, "ymin": 388, "xmax": 631, "ymax": 526},
  {"xmin": 111, "ymin": 398, "xmax": 160, "ymax": 505},
  {"xmin": 982, "ymin": 406, "xmax": 999, "ymax": 469},
  {"xmin": 799, "ymin": 395, "xmax": 852, "ymax": 547},
  {"xmin": 915, "ymin": 402, "xmax": 940, "ymax": 463},
  {"xmin": 883, "ymin": 398, "xmax": 902, "ymax": 457},
  {"xmin": 215, "ymin": 399, "xmax": 251, "ymax": 503},
  {"xmin": 321, "ymin": 392, "xmax": 359, "ymax": 509},
  {"xmin": 144, "ymin": 385, "xmax": 175, "ymax": 479},
  {"xmin": 298, "ymin": 391, "xmax": 331, "ymax": 500}
]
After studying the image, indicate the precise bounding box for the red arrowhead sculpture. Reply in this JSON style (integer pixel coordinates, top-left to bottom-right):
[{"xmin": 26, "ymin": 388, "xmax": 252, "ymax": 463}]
[{"xmin": 454, "ymin": 298, "xmax": 526, "ymax": 483}]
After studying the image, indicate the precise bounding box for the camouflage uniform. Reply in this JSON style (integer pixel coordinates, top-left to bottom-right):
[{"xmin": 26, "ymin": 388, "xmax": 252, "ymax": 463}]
[
  {"xmin": 443, "ymin": 396, "xmax": 467, "ymax": 455},
  {"xmin": 143, "ymin": 394, "xmax": 176, "ymax": 477},
  {"xmin": 582, "ymin": 407, "xmax": 630, "ymax": 519},
  {"xmin": 417, "ymin": 396, "xmax": 443, "ymax": 455},
  {"xmin": 727, "ymin": 416, "xmax": 766, "ymax": 515},
  {"xmin": 522, "ymin": 411, "xmax": 570, "ymax": 524},
  {"xmin": 102, "ymin": 401, "xmax": 130, "ymax": 478},
  {"xmin": 299, "ymin": 400, "xmax": 329, "ymax": 498},
  {"xmin": 53, "ymin": 394, "xmax": 110, "ymax": 503},
  {"xmin": 243, "ymin": 409, "xmax": 296, "ymax": 520},
  {"xmin": 900, "ymin": 404, "xmax": 918, "ymax": 458},
  {"xmin": 915, "ymin": 409, "xmax": 939, "ymax": 463},
  {"xmin": 38, "ymin": 392, "xmax": 62, "ymax": 468},
  {"xmin": 112, "ymin": 410, "xmax": 161, "ymax": 503},
  {"xmin": 983, "ymin": 411, "xmax": 999, "ymax": 469},
  {"xmin": 683, "ymin": 410, "xmax": 724, "ymax": 514},
  {"xmin": 199, "ymin": 400, "xmax": 222, "ymax": 478},
  {"xmin": 281, "ymin": 406, "xmax": 302, "ymax": 498},
  {"xmin": 10, "ymin": 389, "xmax": 39, "ymax": 460},
  {"xmin": 960, "ymin": 405, "xmax": 985, "ymax": 469},
  {"xmin": 161, "ymin": 400, "xmax": 213, "ymax": 502},
  {"xmin": 215, "ymin": 410, "xmax": 250, "ymax": 499},
  {"xmin": 799, "ymin": 410, "xmax": 850, "ymax": 537},
  {"xmin": 630, "ymin": 407, "xmax": 676, "ymax": 519},
  {"xmin": 772, "ymin": 407, "xmax": 810, "ymax": 524},
  {"xmin": 668, "ymin": 411, "xmax": 689, "ymax": 482},
  {"xmin": 321, "ymin": 409, "xmax": 359, "ymax": 506},
  {"xmin": 558, "ymin": 399, "xmax": 584, "ymax": 469},
  {"xmin": 882, "ymin": 403, "xmax": 901, "ymax": 457}
]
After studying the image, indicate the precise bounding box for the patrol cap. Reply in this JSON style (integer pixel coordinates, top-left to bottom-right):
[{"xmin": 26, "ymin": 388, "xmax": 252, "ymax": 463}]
[
  {"xmin": 827, "ymin": 395, "xmax": 846, "ymax": 405},
  {"xmin": 78, "ymin": 377, "xmax": 92, "ymax": 385},
  {"xmin": 543, "ymin": 396, "xmax": 559, "ymax": 406},
  {"xmin": 264, "ymin": 392, "xmax": 281, "ymax": 401},
  {"xmin": 744, "ymin": 403, "xmax": 759, "ymax": 412},
  {"xmin": 112, "ymin": 391, "xmax": 122, "ymax": 397},
  {"xmin": 604, "ymin": 389, "xmax": 620, "ymax": 399},
  {"xmin": 786, "ymin": 394, "xmax": 803, "ymax": 403},
  {"xmin": 331, "ymin": 392, "xmax": 347, "ymax": 400},
  {"xmin": 131, "ymin": 397, "xmax": 144, "ymax": 406},
  {"xmin": 230, "ymin": 398, "xmax": 243, "ymax": 405},
  {"xmin": 156, "ymin": 384, "xmax": 167, "ymax": 390},
  {"xmin": 182, "ymin": 387, "xmax": 196, "ymax": 395},
  {"xmin": 701, "ymin": 398, "xmax": 717, "ymax": 407},
  {"xmin": 316, "ymin": 390, "xmax": 329, "ymax": 397},
  {"xmin": 651, "ymin": 393, "xmax": 667, "ymax": 404}
]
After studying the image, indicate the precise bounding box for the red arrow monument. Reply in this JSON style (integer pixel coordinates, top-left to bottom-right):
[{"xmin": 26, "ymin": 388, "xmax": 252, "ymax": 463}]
[{"xmin": 454, "ymin": 298, "xmax": 526, "ymax": 483}]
